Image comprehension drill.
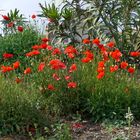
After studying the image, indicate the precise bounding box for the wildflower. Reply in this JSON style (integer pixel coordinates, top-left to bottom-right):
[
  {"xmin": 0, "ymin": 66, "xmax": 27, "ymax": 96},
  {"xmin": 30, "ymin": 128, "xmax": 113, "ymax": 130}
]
[
  {"xmin": 82, "ymin": 50, "xmax": 94, "ymax": 63},
  {"xmin": 17, "ymin": 26, "xmax": 23, "ymax": 32},
  {"xmin": 82, "ymin": 38, "xmax": 90, "ymax": 44},
  {"xmin": 110, "ymin": 65, "xmax": 119, "ymax": 73},
  {"xmin": 3, "ymin": 53, "xmax": 13, "ymax": 59},
  {"xmin": 7, "ymin": 22, "xmax": 14, "ymax": 28},
  {"xmin": 31, "ymin": 14, "xmax": 36, "ymax": 19},
  {"xmin": 97, "ymin": 67, "xmax": 104, "ymax": 73},
  {"xmin": 84, "ymin": 50, "xmax": 94, "ymax": 59},
  {"xmin": 64, "ymin": 45, "xmax": 77, "ymax": 54},
  {"xmin": 13, "ymin": 61, "xmax": 20, "ymax": 69},
  {"xmin": 81, "ymin": 57, "xmax": 91, "ymax": 63},
  {"xmin": 38, "ymin": 62, "xmax": 45, "ymax": 72},
  {"xmin": 130, "ymin": 52, "xmax": 139, "ymax": 57},
  {"xmin": 106, "ymin": 41, "xmax": 115, "ymax": 48},
  {"xmin": 42, "ymin": 38, "xmax": 49, "ymax": 43},
  {"xmin": 65, "ymin": 75, "xmax": 71, "ymax": 81},
  {"xmin": 128, "ymin": 67, "xmax": 135, "ymax": 74},
  {"xmin": 46, "ymin": 45, "xmax": 53, "ymax": 51},
  {"xmin": 92, "ymin": 38, "xmax": 100, "ymax": 45},
  {"xmin": 53, "ymin": 73, "xmax": 61, "ymax": 81},
  {"xmin": 97, "ymin": 71, "xmax": 105, "ymax": 79},
  {"xmin": 68, "ymin": 82, "xmax": 77, "ymax": 88},
  {"xmin": 26, "ymin": 50, "xmax": 40, "ymax": 57},
  {"xmin": 72, "ymin": 123, "xmax": 84, "ymax": 129},
  {"xmin": 69, "ymin": 64, "xmax": 77, "ymax": 73},
  {"xmin": 98, "ymin": 61, "xmax": 105, "ymax": 68},
  {"xmin": 110, "ymin": 49, "xmax": 122, "ymax": 62},
  {"xmin": 48, "ymin": 84, "xmax": 55, "ymax": 90},
  {"xmin": 120, "ymin": 61, "xmax": 128, "ymax": 69},
  {"xmin": 40, "ymin": 44, "xmax": 53, "ymax": 50},
  {"xmin": 102, "ymin": 51, "xmax": 109, "ymax": 62},
  {"xmin": 49, "ymin": 59, "xmax": 66, "ymax": 70},
  {"xmin": 32, "ymin": 45, "xmax": 41, "ymax": 50},
  {"xmin": 2, "ymin": 15, "xmax": 10, "ymax": 20},
  {"xmin": 52, "ymin": 48, "xmax": 61, "ymax": 55},
  {"xmin": 68, "ymin": 53, "xmax": 75, "ymax": 59},
  {"xmin": 24, "ymin": 67, "xmax": 31, "ymax": 74},
  {"xmin": 1, "ymin": 66, "xmax": 13, "ymax": 73},
  {"xmin": 64, "ymin": 46, "xmax": 77, "ymax": 59}
]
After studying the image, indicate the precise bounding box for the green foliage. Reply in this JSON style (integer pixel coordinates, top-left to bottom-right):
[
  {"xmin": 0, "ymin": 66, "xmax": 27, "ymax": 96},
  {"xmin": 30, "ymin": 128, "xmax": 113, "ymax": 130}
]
[
  {"xmin": 39, "ymin": 2, "xmax": 83, "ymax": 45},
  {"xmin": 39, "ymin": 3, "xmax": 60, "ymax": 22},
  {"xmin": 0, "ymin": 28, "xmax": 41, "ymax": 66},
  {"xmin": 0, "ymin": 75, "xmax": 48, "ymax": 136},
  {"xmin": 39, "ymin": 0, "xmax": 140, "ymax": 56},
  {"xmin": 51, "ymin": 122, "xmax": 72, "ymax": 140}
]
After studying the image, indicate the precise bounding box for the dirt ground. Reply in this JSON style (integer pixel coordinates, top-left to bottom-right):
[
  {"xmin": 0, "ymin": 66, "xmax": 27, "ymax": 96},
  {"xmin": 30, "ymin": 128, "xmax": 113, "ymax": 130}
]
[
  {"xmin": 72, "ymin": 121, "xmax": 140, "ymax": 140},
  {"xmin": 0, "ymin": 121, "xmax": 140, "ymax": 140}
]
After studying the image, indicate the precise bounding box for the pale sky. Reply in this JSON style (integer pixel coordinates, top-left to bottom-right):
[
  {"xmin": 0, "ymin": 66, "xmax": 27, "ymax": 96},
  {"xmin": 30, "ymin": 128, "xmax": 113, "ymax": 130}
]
[{"xmin": 0, "ymin": 0, "xmax": 63, "ymax": 18}]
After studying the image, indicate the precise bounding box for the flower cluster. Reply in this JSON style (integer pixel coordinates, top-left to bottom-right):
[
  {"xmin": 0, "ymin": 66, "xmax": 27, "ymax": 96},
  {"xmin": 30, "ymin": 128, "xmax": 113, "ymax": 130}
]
[{"xmin": 0, "ymin": 37, "xmax": 137, "ymax": 92}]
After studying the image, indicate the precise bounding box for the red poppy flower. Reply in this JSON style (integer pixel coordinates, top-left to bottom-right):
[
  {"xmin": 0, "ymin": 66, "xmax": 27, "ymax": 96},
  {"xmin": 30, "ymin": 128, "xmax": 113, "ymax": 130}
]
[
  {"xmin": 13, "ymin": 61, "xmax": 20, "ymax": 69},
  {"xmin": 17, "ymin": 26, "xmax": 23, "ymax": 32},
  {"xmin": 81, "ymin": 57, "xmax": 91, "ymax": 63},
  {"xmin": 52, "ymin": 48, "xmax": 61, "ymax": 55},
  {"xmin": 24, "ymin": 67, "xmax": 31, "ymax": 74},
  {"xmin": 110, "ymin": 65, "xmax": 119, "ymax": 73},
  {"xmin": 68, "ymin": 53, "xmax": 75, "ymax": 59},
  {"xmin": 1, "ymin": 66, "xmax": 13, "ymax": 73},
  {"xmin": 64, "ymin": 46, "xmax": 77, "ymax": 59},
  {"xmin": 97, "ymin": 71, "xmax": 105, "ymax": 79},
  {"xmin": 120, "ymin": 61, "xmax": 128, "ymax": 69},
  {"xmin": 82, "ymin": 38, "xmax": 90, "ymax": 44},
  {"xmin": 26, "ymin": 50, "xmax": 40, "ymax": 57},
  {"xmin": 128, "ymin": 67, "xmax": 135, "ymax": 74},
  {"xmin": 65, "ymin": 75, "xmax": 71, "ymax": 81},
  {"xmin": 69, "ymin": 64, "xmax": 77, "ymax": 73},
  {"xmin": 38, "ymin": 62, "xmax": 45, "ymax": 72},
  {"xmin": 7, "ymin": 22, "xmax": 14, "ymax": 28},
  {"xmin": 82, "ymin": 50, "xmax": 94, "ymax": 63},
  {"xmin": 53, "ymin": 73, "xmax": 61, "ymax": 81},
  {"xmin": 49, "ymin": 59, "xmax": 66, "ymax": 70},
  {"xmin": 31, "ymin": 14, "xmax": 36, "ymax": 19},
  {"xmin": 83, "ymin": 50, "xmax": 94, "ymax": 59},
  {"xmin": 40, "ymin": 44, "xmax": 53, "ymax": 50},
  {"xmin": 106, "ymin": 41, "xmax": 115, "ymax": 48},
  {"xmin": 2, "ymin": 15, "xmax": 10, "ymax": 20},
  {"xmin": 64, "ymin": 46, "xmax": 77, "ymax": 54},
  {"xmin": 32, "ymin": 45, "xmax": 41, "ymax": 50},
  {"xmin": 97, "ymin": 67, "xmax": 104, "ymax": 73},
  {"xmin": 72, "ymin": 123, "xmax": 84, "ymax": 129},
  {"xmin": 46, "ymin": 45, "xmax": 53, "ymax": 51},
  {"xmin": 92, "ymin": 38, "xmax": 100, "ymax": 45},
  {"xmin": 110, "ymin": 49, "xmax": 122, "ymax": 62},
  {"xmin": 42, "ymin": 38, "xmax": 49, "ymax": 43},
  {"xmin": 68, "ymin": 82, "xmax": 77, "ymax": 88},
  {"xmin": 3, "ymin": 53, "xmax": 14, "ymax": 59},
  {"xmin": 98, "ymin": 61, "xmax": 105, "ymax": 68},
  {"xmin": 48, "ymin": 84, "xmax": 55, "ymax": 90},
  {"xmin": 130, "ymin": 52, "xmax": 139, "ymax": 57}
]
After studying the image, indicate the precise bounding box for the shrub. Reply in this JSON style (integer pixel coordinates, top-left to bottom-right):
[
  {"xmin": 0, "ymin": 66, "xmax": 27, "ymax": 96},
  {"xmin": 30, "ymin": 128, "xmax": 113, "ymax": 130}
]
[
  {"xmin": 0, "ymin": 28, "xmax": 41, "ymax": 67},
  {"xmin": 0, "ymin": 75, "xmax": 48, "ymax": 136}
]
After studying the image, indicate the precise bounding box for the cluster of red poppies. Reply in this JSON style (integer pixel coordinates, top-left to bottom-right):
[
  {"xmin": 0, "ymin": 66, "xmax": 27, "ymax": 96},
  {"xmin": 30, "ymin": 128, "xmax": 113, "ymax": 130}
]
[{"xmin": 0, "ymin": 37, "xmax": 138, "ymax": 91}]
